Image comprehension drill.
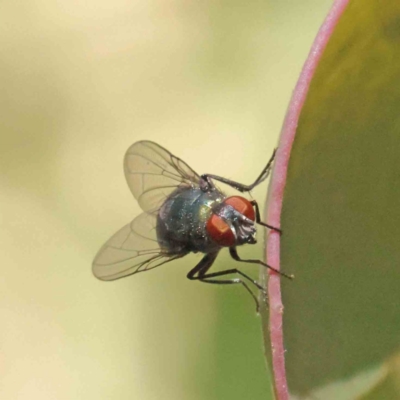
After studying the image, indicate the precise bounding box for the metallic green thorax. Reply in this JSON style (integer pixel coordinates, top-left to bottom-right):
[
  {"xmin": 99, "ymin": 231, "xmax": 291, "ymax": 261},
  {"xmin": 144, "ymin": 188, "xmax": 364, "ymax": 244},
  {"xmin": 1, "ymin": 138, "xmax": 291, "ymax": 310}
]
[{"xmin": 156, "ymin": 186, "xmax": 225, "ymax": 254}]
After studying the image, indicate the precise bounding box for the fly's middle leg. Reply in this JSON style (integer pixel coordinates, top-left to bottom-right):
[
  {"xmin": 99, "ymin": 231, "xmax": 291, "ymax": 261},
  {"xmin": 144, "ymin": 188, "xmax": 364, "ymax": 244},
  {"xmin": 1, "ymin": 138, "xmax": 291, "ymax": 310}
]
[
  {"xmin": 229, "ymin": 247, "xmax": 294, "ymax": 280},
  {"xmin": 187, "ymin": 252, "xmax": 266, "ymax": 312}
]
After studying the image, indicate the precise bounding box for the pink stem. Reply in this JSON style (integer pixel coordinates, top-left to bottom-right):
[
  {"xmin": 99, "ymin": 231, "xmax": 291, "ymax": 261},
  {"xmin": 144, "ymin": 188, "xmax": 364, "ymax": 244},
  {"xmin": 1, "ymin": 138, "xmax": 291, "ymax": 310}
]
[{"xmin": 263, "ymin": 1, "xmax": 350, "ymax": 399}]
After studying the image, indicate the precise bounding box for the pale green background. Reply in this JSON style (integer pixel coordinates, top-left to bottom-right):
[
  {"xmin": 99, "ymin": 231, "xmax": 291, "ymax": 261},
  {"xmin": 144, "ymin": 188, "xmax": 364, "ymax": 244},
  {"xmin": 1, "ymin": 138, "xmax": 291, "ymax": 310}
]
[{"xmin": 1, "ymin": 1, "xmax": 332, "ymax": 399}]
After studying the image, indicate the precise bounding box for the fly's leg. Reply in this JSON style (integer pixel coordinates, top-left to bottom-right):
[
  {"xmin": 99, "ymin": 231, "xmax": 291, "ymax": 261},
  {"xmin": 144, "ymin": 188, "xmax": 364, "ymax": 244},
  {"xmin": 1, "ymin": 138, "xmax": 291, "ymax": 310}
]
[
  {"xmin": 229, "ymin": 247, "xmax": 294, "ymax": 280},
  {"xmin": 200, "ymin": 149, "xmax": 276, "ymax": 192},
  {"xmin": 199, "ymin": 277, "xmax": 263, "ymax": 313},
  {"xmin": 250, "ymin": 200, "xmax": 282, "ymax": 233},
  {"xmin": 186, "ymin": 252, "xmax": 219, "ymax": 279},
  {"xmin": 187, "ymin": 252, "xmax": 266, "ymax": 312}
]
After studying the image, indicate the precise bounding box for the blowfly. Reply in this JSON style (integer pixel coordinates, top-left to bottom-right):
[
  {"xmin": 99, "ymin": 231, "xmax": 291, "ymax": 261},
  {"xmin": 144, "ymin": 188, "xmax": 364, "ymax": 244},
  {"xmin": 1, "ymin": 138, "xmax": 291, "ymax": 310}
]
[{"xmin": 93, "ymin": 141, "xmax": 293, "ymax": 311}]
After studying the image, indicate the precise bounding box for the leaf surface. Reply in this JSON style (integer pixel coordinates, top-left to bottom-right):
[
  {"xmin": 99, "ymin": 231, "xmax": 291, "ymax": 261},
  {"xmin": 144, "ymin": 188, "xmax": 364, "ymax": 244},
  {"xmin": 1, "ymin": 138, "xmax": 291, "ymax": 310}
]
[{"xmin": 278, "ymin": 0, "xmax": 400, "ymax": 398}]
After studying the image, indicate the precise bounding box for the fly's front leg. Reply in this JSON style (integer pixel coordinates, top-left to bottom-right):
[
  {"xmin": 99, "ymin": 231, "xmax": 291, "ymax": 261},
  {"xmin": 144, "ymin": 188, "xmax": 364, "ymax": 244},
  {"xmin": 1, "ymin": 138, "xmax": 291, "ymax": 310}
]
[
  {"xmin": 250, "ymin": 200, "xmax": 282, "ymax": 233},
  {"xmin": 187, "ymin": 252, "xmax": 266, "ymax": 312},
  {"xmin": 201, "ymin": 148, "xmax": 277, "ymax": 192},
  {"xmin": 229, "ymin": 247, "xmax": 294, "ymax": 280}
]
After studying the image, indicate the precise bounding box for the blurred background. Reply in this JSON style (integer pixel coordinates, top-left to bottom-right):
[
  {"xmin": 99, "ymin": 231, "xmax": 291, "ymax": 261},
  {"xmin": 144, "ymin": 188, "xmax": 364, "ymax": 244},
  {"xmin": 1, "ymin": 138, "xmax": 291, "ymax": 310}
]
[{"xmin": 1, "ymin": 1, "xmax": 332, "ymax": 399}]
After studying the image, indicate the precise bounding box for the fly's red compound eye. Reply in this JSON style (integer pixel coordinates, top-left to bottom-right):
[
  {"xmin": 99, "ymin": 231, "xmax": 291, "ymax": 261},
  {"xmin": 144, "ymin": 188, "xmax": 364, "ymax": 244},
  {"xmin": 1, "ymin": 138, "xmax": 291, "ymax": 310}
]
[
  {"xmin": 224, "ymin": 196, "xmax": 255, "ymax": 221},
  {"xmin": 206, "ymin": 214, "xmax": 235, "ymax": 247}
]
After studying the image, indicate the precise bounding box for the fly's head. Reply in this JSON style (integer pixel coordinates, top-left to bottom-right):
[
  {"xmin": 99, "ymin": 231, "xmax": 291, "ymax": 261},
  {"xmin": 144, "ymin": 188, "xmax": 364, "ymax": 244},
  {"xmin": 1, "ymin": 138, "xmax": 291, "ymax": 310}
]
[{"xmin": 206, "ymin": 196, "xmax": 256, "ymax": 247}]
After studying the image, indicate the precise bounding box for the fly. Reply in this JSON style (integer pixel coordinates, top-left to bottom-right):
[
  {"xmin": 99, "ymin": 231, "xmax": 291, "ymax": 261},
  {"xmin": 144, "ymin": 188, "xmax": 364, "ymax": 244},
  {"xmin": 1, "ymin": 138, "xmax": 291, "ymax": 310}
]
[{"xmin": 92, "ymin": 141, "xmax": 293, "ymax": 312}]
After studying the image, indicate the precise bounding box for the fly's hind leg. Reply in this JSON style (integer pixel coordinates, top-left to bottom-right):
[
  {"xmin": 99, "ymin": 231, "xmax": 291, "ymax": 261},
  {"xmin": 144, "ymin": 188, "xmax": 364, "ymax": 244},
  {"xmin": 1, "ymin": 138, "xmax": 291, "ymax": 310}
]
[
  {"xmin": 200, "ymin": 149, "xmax": 276, "ymax": 192},
  {"xmin": 187, "ymin": 252, "xmax": 267, "ymax": 313}
]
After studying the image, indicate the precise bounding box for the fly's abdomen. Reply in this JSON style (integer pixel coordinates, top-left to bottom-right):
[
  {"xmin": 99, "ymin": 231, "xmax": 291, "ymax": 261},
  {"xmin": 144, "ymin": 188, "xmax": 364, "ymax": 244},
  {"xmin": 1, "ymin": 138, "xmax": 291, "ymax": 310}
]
[{"xmin": 156, "ymin": 187, "xmax": 224, "ymax": 253}]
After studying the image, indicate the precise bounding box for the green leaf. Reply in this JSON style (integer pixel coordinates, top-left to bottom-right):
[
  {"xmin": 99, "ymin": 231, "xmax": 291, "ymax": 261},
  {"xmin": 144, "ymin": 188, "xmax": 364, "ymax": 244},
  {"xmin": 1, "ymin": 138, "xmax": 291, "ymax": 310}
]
[{"xmin": 281, "ymin": 0, "xmax": 400, "ymax": 398}]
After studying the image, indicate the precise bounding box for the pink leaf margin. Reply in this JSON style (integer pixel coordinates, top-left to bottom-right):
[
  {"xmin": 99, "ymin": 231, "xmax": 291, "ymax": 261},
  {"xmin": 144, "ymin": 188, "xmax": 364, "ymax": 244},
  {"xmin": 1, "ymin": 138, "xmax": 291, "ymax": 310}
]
[{"xmin": 263, "ymin": 1, "xmax": 351, "ymax": 399}]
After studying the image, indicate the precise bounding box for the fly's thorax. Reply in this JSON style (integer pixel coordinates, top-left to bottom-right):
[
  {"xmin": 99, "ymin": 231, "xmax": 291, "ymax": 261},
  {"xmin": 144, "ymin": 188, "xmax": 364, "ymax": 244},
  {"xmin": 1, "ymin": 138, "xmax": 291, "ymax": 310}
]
[
  {"xmin": 206, "ymin": 196, "xmax": 256, "ymax": 247},
  {"xmin": 156, "ymin": 186, "xmax": 225, "ymax": 253}
]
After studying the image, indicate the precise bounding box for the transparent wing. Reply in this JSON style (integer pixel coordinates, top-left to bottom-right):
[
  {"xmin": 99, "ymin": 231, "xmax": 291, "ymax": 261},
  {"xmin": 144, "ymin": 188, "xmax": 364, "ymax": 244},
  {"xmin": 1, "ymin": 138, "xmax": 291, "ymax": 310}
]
[
  {"xmin": 124, "ymin": 141, "xmax": 201, "ymax": 214},
  {"xmin": 92, "ymin": 212, "xmax": 185, "ymax": 281}
]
